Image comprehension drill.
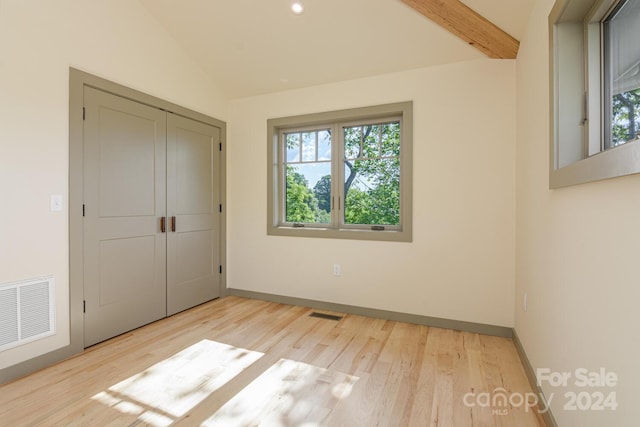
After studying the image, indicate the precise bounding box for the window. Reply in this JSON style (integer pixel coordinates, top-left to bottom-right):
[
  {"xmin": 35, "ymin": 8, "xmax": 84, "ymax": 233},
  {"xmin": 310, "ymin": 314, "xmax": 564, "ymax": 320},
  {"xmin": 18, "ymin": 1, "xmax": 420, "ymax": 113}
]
[
  {"xmin": 549, "ymin": 0, "xmax": 640, "ymax": 188},
  {"xmin": 267, "ymin": 102, "xmax": 412, "ymax": 242},
  {"xmin": 603, "ymin": 0, "xmax": 640, "ymax": 148}
]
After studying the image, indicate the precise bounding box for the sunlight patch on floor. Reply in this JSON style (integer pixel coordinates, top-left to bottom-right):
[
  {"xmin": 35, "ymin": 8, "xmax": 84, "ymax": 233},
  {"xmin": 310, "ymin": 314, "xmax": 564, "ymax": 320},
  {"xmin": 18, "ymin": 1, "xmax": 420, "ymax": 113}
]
[
  {"xmin": 202, "ymin": 358, "xmax": 359, "ymax": 427},
  {"xmin": 92, "ymin": 339, "xmax": 264, "ymax": 425}
]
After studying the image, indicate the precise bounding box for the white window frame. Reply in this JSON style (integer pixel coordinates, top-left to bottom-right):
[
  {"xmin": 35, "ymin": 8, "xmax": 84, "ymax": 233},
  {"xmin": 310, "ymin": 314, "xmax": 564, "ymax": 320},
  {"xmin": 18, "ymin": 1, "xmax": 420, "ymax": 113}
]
[
  {"xmin": 549, "ymin": 0, "xmax": 640, "ymax": 188},
  {"xmin": 267, "ymin": 102, "xmax": 413, "ymax": 242}
]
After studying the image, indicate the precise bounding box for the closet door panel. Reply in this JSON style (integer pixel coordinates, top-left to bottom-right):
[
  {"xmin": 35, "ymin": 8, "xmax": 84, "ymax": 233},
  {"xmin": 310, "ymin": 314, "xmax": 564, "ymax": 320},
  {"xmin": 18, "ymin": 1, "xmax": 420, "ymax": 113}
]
[
  {"xmin": 83, "ymin": 87, "xmax": 167, "ymax": 347},
  {"xmin": 167, "ymin": 113, "xmax": 221, "ymax": 315}
]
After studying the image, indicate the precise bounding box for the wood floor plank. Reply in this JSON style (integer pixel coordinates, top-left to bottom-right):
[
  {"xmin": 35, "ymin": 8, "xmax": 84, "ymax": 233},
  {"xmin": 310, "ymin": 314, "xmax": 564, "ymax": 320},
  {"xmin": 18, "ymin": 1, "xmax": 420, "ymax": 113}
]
[{"xmin": 0, "ymin": 296, "xmax": 545, "ymax": 426}]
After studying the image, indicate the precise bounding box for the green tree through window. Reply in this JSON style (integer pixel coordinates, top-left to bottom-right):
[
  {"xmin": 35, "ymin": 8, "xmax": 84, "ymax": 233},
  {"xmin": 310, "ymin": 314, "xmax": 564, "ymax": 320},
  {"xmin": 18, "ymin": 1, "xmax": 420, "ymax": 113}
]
[
  {"xmin": 343, "ymin": 123, "xmax": 400, "ymax": 226},
  {"xmin": 313, "ymin": 175, "xmax": 332, "ymax": 213},
  {"xmin": 285, "ymin": 167, "xmax": 317, "ymax": 223},
  {"xmin": 612, "ymin": 89, "xmax": 640, "ymax": 146}
]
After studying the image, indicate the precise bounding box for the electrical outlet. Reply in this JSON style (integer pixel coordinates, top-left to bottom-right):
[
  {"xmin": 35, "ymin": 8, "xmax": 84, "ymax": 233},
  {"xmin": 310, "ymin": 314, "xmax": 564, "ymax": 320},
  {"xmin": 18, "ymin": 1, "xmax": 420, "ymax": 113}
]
[{"xmin": 333, "ymin": 264, "xmax": 341, "ymax": 276}]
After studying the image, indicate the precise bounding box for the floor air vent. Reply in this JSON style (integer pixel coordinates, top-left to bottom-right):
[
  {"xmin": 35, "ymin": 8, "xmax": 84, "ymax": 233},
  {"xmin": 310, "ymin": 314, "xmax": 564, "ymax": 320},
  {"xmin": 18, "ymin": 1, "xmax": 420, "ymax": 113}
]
[
  {"xmin": 309, "ymin": 312, "xmax": 343, "ymax": 321},
  {"xmin": 0, "ymin": 276, "xmax": 55, "ymax": 352}
]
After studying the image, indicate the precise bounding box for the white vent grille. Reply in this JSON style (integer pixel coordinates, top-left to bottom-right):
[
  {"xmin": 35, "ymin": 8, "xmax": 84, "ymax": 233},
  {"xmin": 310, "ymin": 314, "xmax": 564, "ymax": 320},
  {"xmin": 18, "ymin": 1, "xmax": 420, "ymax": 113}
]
[{"xmin": 0, "ymin": 276, "xmax": 55, "ymax": 352}]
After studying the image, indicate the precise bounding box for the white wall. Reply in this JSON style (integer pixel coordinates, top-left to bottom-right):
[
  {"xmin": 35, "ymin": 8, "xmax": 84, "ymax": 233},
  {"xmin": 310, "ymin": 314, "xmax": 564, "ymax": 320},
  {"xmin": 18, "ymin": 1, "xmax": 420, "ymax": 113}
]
[
  {"xmin": 516, "ymin": 0, "xmax": 640, "ymax": 425},
  {"xmin": 0, "ymin": 0, "xmax": 227, "ymax": 370},
  {"xmin": 227, "ymin": 59, "xmax": 516, "ymax": 328}
]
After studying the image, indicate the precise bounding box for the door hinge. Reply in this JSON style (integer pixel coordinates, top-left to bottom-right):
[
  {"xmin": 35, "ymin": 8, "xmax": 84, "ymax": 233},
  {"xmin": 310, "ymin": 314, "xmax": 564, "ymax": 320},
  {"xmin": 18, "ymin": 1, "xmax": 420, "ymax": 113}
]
[
  {"xmin": 83, "ymin": 300, "xmax": 86, "ymax": 313},
  {"xmin": 219, "ymin": 204, "xmax": 222, "ymax": 213},
  {"xmin": 82, "ymin": 107, "xmax": 86, "ymax": 120},
  {"xmin": 219, "ymin": 142, "xmax": 222, "ymax": 151},
  {"xmin": 82, "ymin": 204, "xmax": 85, "ymax": 217},
  {"xmin": 219, "ymin": 265, "xmax": 222, "ymax": 274}
]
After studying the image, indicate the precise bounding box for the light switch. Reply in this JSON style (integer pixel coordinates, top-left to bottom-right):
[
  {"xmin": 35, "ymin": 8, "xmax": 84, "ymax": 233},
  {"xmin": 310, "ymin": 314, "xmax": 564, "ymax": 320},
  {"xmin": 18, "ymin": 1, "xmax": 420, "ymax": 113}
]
[{"xmin": 50, "ymin": 194, "xmax": 63, "ymax": 212}]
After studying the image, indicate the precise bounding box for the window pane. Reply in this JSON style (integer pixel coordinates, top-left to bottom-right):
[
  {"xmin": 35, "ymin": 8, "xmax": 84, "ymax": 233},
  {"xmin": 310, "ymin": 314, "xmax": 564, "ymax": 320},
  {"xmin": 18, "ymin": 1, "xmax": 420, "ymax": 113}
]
[
  {"xmin": 381, "ymin": 122, "xmax": 401, "ymax": 157},
  {"xmin": 285, "ymin": 163, "xmax": 331, "ymax": 224},
  {"xmin": 318, "ymin": 129, "xmax": 331, "ymax": 161},
  {"xmin": 604, "ymin": 0, "xmax": 640, "ymax": 147},
  {"xmin": 362, "ymin": 125, "xmax": 380, "ymax": 158},
  {"xmin": 302, "ymin": 132, "xmax": 316, "ymax": 162},
  {"xmin": 286, "ymin": 133, "xmax": 300, "ymax": 162},
  {"xmin": 343, "ymin": 158, "xmax": 400, "ymax": 226},
  {"xmin": 344, "ymin": 126, "xmax": 361, "ymax": 159}
]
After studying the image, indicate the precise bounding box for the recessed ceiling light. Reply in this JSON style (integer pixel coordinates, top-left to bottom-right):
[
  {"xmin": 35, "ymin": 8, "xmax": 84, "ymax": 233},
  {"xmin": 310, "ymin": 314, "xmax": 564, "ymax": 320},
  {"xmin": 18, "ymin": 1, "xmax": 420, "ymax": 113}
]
[{"xmin": 291, "ymin": 2, "xmax": 304, "ymax": 15}]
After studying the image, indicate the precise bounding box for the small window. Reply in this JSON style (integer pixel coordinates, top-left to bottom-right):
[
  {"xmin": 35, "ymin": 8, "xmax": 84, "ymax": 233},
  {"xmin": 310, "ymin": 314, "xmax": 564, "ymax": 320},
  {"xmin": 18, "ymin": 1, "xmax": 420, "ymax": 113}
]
[
  {"xmin": 603, "ymin": 0, "xmax": 640, "ymax": 149},
  {"xmin": 549, "ymin": 0, "xmax": 640, "ymax": 188},
  {"xmin": 267, "ymin": 102, "xmax": 412, "ymax": 242}
]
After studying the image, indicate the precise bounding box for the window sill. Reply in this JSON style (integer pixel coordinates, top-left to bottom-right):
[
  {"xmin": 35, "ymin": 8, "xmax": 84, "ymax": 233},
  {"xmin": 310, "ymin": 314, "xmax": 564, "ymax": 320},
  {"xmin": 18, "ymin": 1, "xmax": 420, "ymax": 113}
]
[
  {"xmin": 267, "ymin": 225, "xmax": 412, "ymax": 242},
  {"xmin": 550, "ymin": 138, "xmax": 640, "ymax": 188}
]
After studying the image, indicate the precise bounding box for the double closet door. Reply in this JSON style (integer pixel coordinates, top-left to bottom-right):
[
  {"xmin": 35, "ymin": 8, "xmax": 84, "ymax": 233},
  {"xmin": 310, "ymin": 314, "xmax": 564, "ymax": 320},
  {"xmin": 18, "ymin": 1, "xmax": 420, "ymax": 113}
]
[{"xmin": 82, "ymin": 87, "xmax": 221, "ymax": 347}]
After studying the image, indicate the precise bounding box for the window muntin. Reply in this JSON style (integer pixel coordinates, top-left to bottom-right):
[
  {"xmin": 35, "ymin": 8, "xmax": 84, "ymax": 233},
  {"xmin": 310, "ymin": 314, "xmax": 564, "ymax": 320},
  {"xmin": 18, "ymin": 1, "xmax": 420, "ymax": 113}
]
[{"xmin": 268, "ymin": 102, "xmax": 412, "ymax": 241}]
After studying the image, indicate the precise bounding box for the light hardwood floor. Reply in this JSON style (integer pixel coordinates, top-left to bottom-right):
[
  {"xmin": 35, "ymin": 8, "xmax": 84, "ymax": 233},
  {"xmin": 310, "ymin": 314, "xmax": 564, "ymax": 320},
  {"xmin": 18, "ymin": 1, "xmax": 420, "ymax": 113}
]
[{"xmin": 0, "ymin": 296, "xmax": 545, "ymax": 426}]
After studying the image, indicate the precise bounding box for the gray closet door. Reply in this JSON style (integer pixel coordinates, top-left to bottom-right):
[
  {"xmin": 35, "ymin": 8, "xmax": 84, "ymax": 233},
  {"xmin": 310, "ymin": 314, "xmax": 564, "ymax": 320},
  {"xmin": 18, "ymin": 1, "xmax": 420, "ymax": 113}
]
[
  {"xmin": 83, "ymin": 87, "xmax": 167, "ymax": 347},
  {"xmin": 166, "ymin": 113, "xmax": 221, "ymax": 315}
]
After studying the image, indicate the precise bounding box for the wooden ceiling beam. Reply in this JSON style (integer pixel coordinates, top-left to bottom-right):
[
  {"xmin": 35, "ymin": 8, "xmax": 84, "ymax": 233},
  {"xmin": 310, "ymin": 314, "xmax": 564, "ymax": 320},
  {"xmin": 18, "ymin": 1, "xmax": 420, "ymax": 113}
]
[{"xmin": 400, "ymin": 0, "xmax": 520, "ymax": 59}]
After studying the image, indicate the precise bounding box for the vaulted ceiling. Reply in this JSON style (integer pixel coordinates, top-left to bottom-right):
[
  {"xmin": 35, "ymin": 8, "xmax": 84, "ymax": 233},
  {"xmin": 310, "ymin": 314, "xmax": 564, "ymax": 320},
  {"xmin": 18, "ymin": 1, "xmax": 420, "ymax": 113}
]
[{"xmin": 139, "ymin": 0, "xmax": 535, "ymax": 98}]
